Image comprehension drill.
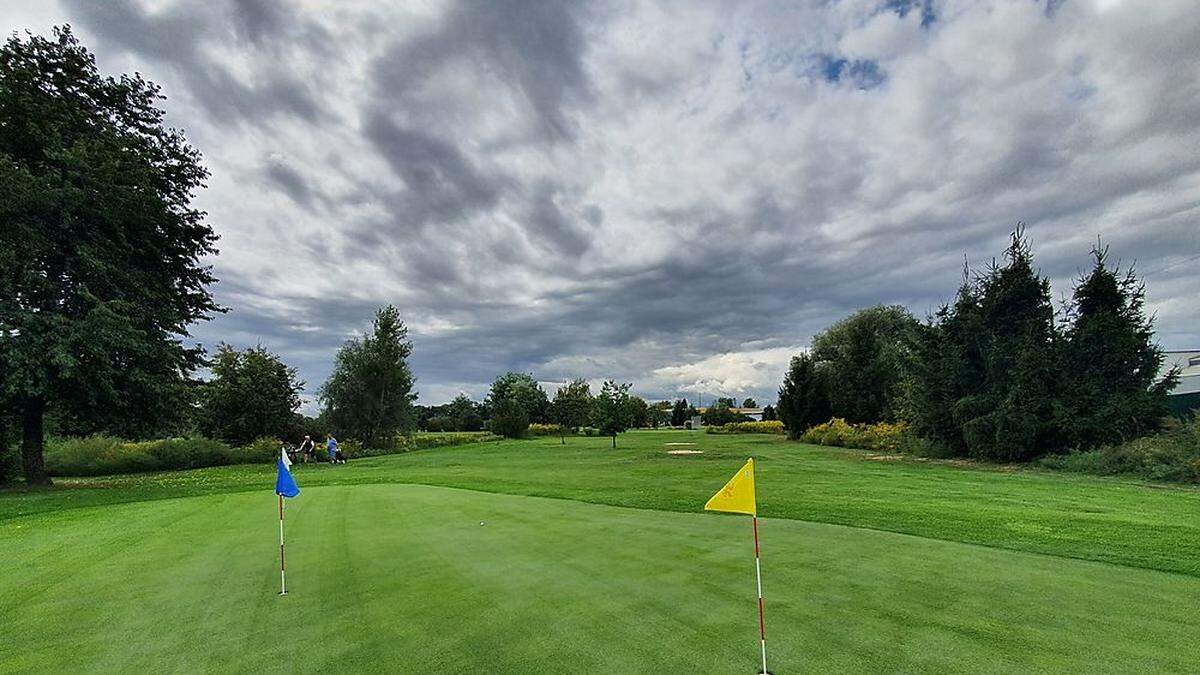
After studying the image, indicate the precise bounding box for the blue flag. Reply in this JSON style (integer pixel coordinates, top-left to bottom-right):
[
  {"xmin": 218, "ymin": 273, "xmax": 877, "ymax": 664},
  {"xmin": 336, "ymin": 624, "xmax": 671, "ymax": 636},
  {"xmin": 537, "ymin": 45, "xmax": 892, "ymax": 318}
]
[{"xmin": 275, "ymin": 449, "xmax": 300, "ymax": 498}]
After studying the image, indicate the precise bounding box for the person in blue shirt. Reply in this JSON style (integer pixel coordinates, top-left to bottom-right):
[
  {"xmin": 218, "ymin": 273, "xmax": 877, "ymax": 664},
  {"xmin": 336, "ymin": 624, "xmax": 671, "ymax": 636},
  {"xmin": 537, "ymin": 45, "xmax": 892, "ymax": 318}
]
[{"xmin": 326, "ymin": 435, "xmax": 338, "ymax": 464}]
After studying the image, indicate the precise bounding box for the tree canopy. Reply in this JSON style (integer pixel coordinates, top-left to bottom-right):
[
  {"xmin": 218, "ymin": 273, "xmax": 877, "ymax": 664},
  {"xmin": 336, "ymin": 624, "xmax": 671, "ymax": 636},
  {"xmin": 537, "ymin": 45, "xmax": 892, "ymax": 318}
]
[
  {"xmin": 592, "ymin": 380, "xmax": 633, "ymax": 447},
  {"xmin": 0, "ymin": 27, "xmax": 219, "ymax": 484},
  {"xmin": 486, "ymin": 372, "xmax": 549, "ymax": 423},
  {"xmin": 777, "ymin": 353, "xmax": 831, "ymax": 438},
  {"xmin": 902, "ymin": 227, "xmax": 1172, "ymax": 461},
  {"xmin": 199, "ymin": 344, "xmax": 303, "ymax": 445},
  {"xmin": 811, "ymin": 304, "xmax": 918, "ymax": 424},
  {"xmin": 1058, "ymin": 244, "xmax": 1174, "ymax": 449},
  {"xmin": 670, "ymin": 399, "xmax": 690, "ymax": 427},
  {"xmin": 319, "ymin": 305, "xmax": 417, "ymax": 448},
  {"xmin": 550, "ymin": 378, "xmax": 592, "ymax": 442}
]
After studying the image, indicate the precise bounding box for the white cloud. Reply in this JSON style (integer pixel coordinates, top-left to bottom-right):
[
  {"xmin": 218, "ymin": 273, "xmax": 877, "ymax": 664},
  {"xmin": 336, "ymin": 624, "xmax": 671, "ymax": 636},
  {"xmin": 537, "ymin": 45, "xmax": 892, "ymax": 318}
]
[{"xmin": 5, "ymin": 0, "xmax": 1198, "ymax": 406}]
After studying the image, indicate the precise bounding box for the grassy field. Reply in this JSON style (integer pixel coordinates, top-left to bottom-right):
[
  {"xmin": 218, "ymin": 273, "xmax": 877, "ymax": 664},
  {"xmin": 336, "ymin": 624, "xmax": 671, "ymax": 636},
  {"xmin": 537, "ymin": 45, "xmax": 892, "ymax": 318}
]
[{"xmin": 3, "ymin": 431, "xmax": 1199, "ymax": 672}]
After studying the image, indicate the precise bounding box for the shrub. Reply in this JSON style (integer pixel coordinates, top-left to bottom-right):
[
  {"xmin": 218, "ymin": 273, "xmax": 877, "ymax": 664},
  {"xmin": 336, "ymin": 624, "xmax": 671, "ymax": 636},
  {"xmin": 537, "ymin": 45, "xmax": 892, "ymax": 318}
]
[
  {"xmin": 528, "ymin": 423, "xmax": 567, "ymax": 437},
  {"xmin": 0, "ymin": 444, "xmax": 17, "ymax": 484},
  {"xmin": 44, "ymin": 435, "xmax": 236, "ymax": 476},
  {"xmin": 231, "ymin": 437, "xmax": 286, "ymax": 464},
  {"xmin": 344, "ymin": 432, "xmax": 500, "ymax": 458},
  {"xmin": 707, "ymin": 420, "xmax": 786, "ymax": 435},
  {"xmin": 799, "ymin": 418, "xmax": 912, "ymax": 453},
  {"xmin": 1038, "ymin": 418, "xmax": 1200, "ymax": 483},
  {"xmin": 491, "ymin": 398, "xmax": 529, "ymax": 438}
]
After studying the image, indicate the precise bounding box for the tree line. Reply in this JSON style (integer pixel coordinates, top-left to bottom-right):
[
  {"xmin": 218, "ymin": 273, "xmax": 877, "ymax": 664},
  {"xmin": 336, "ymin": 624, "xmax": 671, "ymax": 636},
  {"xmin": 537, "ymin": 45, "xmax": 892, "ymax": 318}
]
[{"xmin": 777, "ymin": 227, "xmax": 1176, "ymax": 462}]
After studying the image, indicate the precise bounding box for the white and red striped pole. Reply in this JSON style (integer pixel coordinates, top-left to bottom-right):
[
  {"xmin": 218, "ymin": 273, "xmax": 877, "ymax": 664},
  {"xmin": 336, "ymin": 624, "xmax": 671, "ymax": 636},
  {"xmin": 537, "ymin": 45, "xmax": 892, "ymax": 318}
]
[
  {"xmin": 753, "ymin": 514, "xmax": 768, "ymax": 674},
  {"xmin": 278, "ymin": 494, "xmax": 287, "ymax": 596}
]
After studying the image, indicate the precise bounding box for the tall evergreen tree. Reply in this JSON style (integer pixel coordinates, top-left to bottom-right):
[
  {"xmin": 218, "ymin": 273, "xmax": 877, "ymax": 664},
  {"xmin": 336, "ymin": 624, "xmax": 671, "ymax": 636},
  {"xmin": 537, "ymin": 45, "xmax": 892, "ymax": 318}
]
[
  {"xmin": 776, "ymin": 353, "xmax": 831, "ymax": 439},
  {"xmin": 320, "ymin": 306, "xmax": 417, "ymax": 448},
  {"xmin": 670, "ymin": 399, "xmax": 690, "ymax": 427},
  {"xmin": 0, "ymin": 28, "xmax": 219, "ymax": 484},
  {"xmin": 1059, "ymin": 244, "xmax": 1174, "ymax": 448},
  {"xmin": 906, "ymin": 227, "xmax": 1064, "ymax": 461},
  {"xmin": 963, "ymin": 228, "xmax": 1062, "ymax": 461}
]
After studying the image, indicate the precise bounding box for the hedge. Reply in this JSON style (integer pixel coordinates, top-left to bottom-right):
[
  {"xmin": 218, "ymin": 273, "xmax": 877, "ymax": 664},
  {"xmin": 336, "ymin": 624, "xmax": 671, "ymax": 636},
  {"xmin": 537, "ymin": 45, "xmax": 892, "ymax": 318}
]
[
  {"xmin": 707, "ymin": 420, "xmax": 786, "ymax": 435},
  {"xmin": 43, "ymin": 431, "xmax": 501, "ymax": 477}
]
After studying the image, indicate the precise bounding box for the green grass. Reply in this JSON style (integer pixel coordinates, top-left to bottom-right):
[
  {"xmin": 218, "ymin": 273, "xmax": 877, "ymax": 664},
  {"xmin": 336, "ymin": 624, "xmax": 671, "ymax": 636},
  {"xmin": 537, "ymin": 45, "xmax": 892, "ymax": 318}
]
[
  {"xmin": 6, "ymin": 431, "xmax": 1199, "ymax": 575},
  {"xmin": 3, "ymin": 431, "xmax": 1200, "ymax": 672}
]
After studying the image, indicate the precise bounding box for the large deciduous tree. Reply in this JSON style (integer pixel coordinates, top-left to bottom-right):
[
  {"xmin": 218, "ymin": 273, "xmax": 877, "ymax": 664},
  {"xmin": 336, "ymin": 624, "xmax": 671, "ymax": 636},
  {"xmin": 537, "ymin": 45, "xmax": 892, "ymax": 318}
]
[
  {"xmin": 592, "ymin": 380, "xmax": 633, "ymax": 448},
  {"xmin": 0, "ymin": 27, "xmax": 219, "ymax": 484},
  {"xmin": 490, "ymin": 397, "xmax": 529, "ymax": 438},
  {"xmin": 810, "ymin": 304, "xmax": 918, "ymax": 424},
  {"xmin": 319, "ymin": 306, "xmax": 417, "ymax": 448},
  {"xmin": 486, "ymin": 372, "xmax": 549, "ymax": 423},
  {"xmin": 199, "ymin": 344, "xmax": 303, "ymax": 445},
  {"xmin": 446, "ymin": 393, "xmax": 484, "ymax": 432},
  {"xmin": 549, "ymin": 378, "xmax": 592, "ymax": 444}
]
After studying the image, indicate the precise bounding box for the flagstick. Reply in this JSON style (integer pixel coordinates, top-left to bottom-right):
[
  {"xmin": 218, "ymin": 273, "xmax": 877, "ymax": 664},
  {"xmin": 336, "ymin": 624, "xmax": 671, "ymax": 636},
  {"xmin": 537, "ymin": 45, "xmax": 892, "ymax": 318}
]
[
  {"xmin": 278, "ymin": 494, "xmax": 287, "ymax": 596},
  {"xmin": 753, "ymin": 514, "xmax": 767, "ymax": 674}
]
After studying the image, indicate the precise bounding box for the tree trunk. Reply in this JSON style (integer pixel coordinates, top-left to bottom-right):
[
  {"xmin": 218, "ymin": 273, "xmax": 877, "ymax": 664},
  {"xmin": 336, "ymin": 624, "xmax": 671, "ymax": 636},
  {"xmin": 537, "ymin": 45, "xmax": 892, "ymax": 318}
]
[
  {"xmin": 560, "ymin": 430, "xmax": 565, "ymax": 445},
  {"xmin": 21, "ymin": 397, "xmax": 51, "ymax": 486},
  {"xmin": 611, "ymin": 433, "xmax": 616, "ymax": 449}
]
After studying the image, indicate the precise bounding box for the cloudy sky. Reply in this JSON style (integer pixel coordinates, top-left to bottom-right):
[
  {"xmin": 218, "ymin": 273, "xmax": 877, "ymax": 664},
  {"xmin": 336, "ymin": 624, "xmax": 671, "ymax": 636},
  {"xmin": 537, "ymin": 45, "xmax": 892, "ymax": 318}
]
[{"xmin": 5, "ymin": 0, "xmax": 1199, "ymax": 408}]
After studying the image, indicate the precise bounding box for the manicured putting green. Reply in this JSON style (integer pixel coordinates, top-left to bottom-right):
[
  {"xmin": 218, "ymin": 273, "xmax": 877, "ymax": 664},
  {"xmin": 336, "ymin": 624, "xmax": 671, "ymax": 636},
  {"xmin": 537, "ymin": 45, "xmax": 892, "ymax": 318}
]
[{"xmin": 3, "ymin": 483, "xmax": 1197, "ymax": 672}]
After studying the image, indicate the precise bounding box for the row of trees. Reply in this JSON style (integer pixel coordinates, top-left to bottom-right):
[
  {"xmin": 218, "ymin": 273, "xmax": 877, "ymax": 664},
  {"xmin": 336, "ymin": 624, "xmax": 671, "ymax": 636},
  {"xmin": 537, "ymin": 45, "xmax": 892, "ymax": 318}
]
[
  {"xmin": 417, "ymin": 376, "xmax": 726, "ymax": 440},
  {"xmin": 777, "ymin": 228, "xmax": 1175, "ymax": 461}
]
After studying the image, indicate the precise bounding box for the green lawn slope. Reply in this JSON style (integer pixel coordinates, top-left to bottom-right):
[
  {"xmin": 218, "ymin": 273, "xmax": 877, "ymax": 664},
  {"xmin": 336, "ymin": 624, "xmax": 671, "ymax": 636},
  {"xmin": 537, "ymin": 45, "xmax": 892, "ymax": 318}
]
[{"xmin": 3, "ymin": 483, "xmax": 1197, "ymax": 673}]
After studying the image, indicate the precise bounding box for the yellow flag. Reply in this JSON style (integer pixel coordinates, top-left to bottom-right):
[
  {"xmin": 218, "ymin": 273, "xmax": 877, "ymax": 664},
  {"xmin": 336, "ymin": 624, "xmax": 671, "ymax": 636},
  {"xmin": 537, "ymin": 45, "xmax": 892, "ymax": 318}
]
[{"xmin": 704, "ymin": 458, "xmax": 756, "ymax": 516}]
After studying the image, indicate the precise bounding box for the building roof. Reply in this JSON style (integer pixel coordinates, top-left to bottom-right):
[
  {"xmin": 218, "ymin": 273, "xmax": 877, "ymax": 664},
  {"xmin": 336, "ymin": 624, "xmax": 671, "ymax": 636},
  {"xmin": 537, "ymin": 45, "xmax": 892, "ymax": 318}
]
[{"xmin": 1161, "ymin": 350, "xmax": 1200, "ymax": 396}]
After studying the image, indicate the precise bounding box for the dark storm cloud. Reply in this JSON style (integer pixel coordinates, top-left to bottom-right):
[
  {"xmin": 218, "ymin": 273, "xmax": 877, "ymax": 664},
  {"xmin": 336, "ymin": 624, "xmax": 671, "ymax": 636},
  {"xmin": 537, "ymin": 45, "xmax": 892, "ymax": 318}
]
[
  {"xmin": 62, "ymin": 0, "xmax": 326, "ymax": 125},
  {"xmin": 369, "ymin": 0, "xmax": 594, "ymax": 143},
  {"xmin": 263, "ymin": 160, "xmax": 320, "ymax": 209},
  {"xmin": 362, "ymin": 112, "xmax": 503, "ymax": 228},
  {"xmin": 19, "ymin": 0, "xmax": 1197, "ymax": 407}
]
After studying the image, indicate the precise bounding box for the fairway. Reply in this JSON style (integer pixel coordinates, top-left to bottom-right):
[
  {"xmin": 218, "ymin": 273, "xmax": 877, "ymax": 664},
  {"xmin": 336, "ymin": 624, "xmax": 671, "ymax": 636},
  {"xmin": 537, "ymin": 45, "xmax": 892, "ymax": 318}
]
[{"xmin": 3, "ymin": 433, "xmax": 1200, "ymax": 673}]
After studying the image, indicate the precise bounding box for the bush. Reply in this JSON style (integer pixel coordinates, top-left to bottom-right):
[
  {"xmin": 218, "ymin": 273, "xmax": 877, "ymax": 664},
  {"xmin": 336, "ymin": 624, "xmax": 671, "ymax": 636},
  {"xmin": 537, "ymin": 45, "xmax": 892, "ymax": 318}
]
[
  {"xmin": 799, "ymin": 418, "xmax": 911, "ymax": 453},
  {"xmin": 491, "ymin": 398, "xmax": 530, "ymax": 438},
  {"xmin": 0, "ymin": 444, "xmax": 17, "ymax": 484},
  {"xmin": 230, "ymin": 436, "xmax": 286, "ymax": 464},
  {"xmin": 1038, "ymin": 418, "xmax": 1200, "ymax": 483},
  {"xmin": 347, "ymin": 432, "xmax": 500, "ymax": 458},
  {"xmin": 707, "ymin": 421, "xmax": 786, "ymax": 435},
  {"xmin": 528, "ymin": 423, "xmax": 567, "ymax": 437},
  {"xmin": 44, "ymin": 435, "xmax": 236, "ymax": 477}
]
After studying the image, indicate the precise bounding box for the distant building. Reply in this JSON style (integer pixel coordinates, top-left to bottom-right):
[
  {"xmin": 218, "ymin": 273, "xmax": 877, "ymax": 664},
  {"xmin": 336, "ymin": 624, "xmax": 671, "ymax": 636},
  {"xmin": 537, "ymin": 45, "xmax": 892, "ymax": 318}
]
[
  {"xmin": 695, "ymin": 407, "xmax": 765, "ymax": 421},
  {"xmin": 1160, "ymin": 350, "xmax": 1200, "ymax": 417},
  {"xmin": 732, "ymin": 407, "xmax": 765, "ymax": 421}
]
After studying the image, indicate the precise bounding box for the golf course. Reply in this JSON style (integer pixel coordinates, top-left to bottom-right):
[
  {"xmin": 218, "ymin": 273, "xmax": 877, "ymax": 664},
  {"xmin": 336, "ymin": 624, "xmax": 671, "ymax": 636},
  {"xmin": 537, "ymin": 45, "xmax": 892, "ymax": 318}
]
[{"xmin": 3, "ymin": 431, "xmax": 1198, "ymax": 673}]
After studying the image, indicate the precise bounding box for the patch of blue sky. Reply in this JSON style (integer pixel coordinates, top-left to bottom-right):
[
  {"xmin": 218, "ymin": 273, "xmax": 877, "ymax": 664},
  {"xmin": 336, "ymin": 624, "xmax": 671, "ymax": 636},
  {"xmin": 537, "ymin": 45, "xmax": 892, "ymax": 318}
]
[{"xmin": 881, "ymin": 0, "xmax": 936, "ymax": 28}]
